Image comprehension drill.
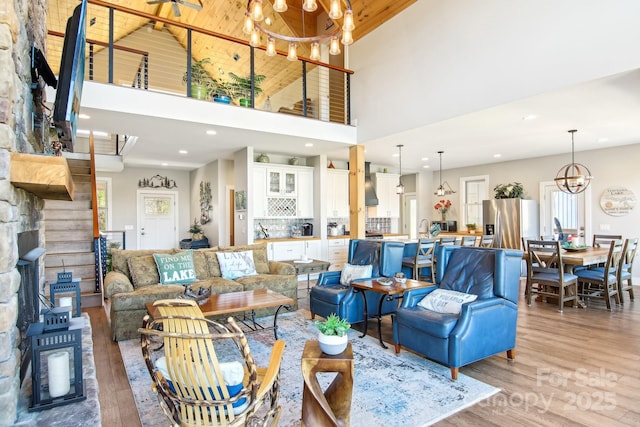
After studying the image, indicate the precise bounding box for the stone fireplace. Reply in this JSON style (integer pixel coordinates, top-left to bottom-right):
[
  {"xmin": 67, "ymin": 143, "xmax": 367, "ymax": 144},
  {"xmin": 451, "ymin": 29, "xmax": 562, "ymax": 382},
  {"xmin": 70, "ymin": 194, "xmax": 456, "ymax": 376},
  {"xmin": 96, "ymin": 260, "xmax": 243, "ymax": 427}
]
[{"xmin": 0, "ymin": 0, "xmax": 48, "ymax": 424}]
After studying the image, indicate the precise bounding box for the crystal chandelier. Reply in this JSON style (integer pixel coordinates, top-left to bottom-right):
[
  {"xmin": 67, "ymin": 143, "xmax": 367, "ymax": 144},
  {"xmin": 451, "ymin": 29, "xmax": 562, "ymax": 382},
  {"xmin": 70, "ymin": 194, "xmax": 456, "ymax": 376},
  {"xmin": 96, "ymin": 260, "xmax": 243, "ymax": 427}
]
[
  {"xmin": 554, "ymin": 129, "xmax": 593, "ymax": 194},
  {"xmin": 243, "ymin": 0, "xmax": 355, "ymax": 61}
]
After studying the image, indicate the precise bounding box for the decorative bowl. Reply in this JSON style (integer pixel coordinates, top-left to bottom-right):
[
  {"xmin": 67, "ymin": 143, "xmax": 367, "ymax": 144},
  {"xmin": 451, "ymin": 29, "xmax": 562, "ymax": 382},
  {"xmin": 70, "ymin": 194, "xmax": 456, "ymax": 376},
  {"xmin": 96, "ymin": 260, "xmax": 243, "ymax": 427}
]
[{"xmin": 395, "ymin": 277, "xmax": 407, "ymax": 284}]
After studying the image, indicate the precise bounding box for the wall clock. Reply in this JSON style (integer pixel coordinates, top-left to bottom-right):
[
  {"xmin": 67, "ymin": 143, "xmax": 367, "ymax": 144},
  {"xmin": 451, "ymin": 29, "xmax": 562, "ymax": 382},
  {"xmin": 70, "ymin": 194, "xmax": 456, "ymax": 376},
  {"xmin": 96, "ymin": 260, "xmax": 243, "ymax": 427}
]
[{"xmin": 599, "ymin": 186, "xmax": 636, "ymax": 216}]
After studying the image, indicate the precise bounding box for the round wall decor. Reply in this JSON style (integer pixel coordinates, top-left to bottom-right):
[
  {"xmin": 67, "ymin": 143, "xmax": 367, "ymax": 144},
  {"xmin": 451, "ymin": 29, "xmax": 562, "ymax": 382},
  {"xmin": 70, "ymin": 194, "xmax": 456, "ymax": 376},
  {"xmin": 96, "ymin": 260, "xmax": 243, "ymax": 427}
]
[{"xmin": 599, "ymin": 187, "xmax": 636, "ymax": 216}]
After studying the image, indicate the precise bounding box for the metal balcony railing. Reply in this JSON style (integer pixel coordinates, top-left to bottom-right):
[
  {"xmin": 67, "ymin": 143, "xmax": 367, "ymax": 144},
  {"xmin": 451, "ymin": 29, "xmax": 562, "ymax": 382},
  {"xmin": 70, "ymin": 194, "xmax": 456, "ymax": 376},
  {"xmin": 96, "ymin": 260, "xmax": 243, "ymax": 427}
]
[{"xmin": 46, "ymin": 0, "xmax": 354, "ymax": 126}]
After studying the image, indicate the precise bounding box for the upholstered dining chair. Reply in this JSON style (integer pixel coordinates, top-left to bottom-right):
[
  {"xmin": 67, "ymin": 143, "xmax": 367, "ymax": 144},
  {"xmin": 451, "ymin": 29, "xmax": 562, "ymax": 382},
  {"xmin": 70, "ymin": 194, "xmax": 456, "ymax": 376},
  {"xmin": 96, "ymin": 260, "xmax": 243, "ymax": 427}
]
[
  {"xmin": 401, "ymin": 238, "xmax": 435, "ymax": 282},
  {"xmin": 618, "ymin": 238, "xmax": 638, "ymax": 303},
  {"xmin": 526, "ymin": 240, "xmax": 578, "ymax": 312},
  {"xmin": 460, "ymin": 235, "xmax": 477, "ymax": 247},
  {"xmin": 139, "ymin": 299, "xmax": 284, "ymax": 427},
  {"xmin": 576, "ymin": 239, "xmax": 624, "ymax": 310}
]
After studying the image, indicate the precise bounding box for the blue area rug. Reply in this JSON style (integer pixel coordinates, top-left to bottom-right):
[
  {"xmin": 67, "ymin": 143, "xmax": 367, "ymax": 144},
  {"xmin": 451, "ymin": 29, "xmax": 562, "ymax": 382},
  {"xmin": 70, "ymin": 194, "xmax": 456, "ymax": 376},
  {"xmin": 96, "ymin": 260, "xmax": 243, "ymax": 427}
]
[{"xmin": 119, "ymin": 310, "xmax": 499, "ymax": 426}]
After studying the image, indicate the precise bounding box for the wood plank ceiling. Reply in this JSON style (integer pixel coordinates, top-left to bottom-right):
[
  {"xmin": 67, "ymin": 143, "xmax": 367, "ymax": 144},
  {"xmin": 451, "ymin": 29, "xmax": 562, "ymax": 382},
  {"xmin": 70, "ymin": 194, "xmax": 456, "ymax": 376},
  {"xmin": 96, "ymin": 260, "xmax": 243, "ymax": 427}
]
[{"xmin": 46, "ymin": 0, "xmax": 416, "ymax": 103}]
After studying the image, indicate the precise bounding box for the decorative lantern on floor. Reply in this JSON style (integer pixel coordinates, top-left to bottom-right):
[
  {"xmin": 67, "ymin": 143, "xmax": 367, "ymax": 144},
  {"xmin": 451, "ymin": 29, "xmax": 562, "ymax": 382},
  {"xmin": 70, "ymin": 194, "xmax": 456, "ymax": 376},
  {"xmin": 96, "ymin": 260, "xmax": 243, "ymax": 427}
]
[
  {"xmin": 49, "ymin": 271, "xmax": 82, "ymax": 317},
  {"xmin": 27, "ymin": 307, "xmax": 86, "ymax": 411}
]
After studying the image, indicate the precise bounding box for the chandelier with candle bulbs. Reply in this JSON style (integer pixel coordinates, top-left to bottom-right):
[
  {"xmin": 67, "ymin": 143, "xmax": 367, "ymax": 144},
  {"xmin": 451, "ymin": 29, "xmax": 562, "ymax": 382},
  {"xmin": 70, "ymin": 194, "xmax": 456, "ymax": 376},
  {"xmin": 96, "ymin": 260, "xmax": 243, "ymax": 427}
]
[{"xmin": 243, "ymin": 0, "xmax": 355, "ymax": 62}]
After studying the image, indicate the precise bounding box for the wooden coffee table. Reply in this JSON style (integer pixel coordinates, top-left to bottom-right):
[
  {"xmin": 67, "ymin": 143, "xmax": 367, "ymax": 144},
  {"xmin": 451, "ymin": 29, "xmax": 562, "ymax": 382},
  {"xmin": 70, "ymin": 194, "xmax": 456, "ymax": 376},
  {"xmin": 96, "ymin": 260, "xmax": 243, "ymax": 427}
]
[
  {"xmin": 351, "ymin": 278, "xmax": 436, "ymax": 348},
  {"xmin": 145, "ymin": 289, "xmax": 294, "ymax": 339}
]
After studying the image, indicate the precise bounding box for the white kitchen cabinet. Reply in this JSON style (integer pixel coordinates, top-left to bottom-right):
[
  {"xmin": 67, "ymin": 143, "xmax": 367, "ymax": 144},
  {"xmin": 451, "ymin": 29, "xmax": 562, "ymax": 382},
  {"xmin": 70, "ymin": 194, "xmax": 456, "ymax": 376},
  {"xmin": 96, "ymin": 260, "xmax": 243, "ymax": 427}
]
[
  {"xmin": 253, "ymin": 164, "xmax": 314, "ymax": 218},
  {"xmin": 372, "ymin": 173, "xmax": 400, "ymax": 218},
  {"xmin": 304, "ymin": 240, "xmax": 322, "ymax": 259},
  {"xmin": 297, "ymin": 168, "xmax": 314, "ymax": 218},
  {"xmin": 326, "ymin": 169, "xmax": 349, "ymax": 218},
  {"xmin": 269, "ymin": 241, "xmax": 305, "ymax": 261},
  {"xmin": 326, "ymin": 238, "xmax": 349, "ymax": 271}
]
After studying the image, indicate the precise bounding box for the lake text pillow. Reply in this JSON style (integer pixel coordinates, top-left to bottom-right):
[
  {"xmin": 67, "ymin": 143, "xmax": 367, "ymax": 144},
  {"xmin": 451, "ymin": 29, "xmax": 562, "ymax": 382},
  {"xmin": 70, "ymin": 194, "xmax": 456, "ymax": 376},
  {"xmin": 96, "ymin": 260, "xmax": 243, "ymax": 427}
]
[{"xmin": 153, "ymin": 251, "xmax": 197, "ymax": 285}]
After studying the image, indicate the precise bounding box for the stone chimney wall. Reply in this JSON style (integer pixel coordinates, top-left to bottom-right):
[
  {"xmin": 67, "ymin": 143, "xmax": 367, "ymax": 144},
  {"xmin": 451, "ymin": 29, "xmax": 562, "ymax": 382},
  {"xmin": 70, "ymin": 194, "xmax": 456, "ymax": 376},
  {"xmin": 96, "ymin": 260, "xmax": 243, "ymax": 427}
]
[{"xmin": 0, "ymin": 0, "xmax": 47, "ymax": 424}]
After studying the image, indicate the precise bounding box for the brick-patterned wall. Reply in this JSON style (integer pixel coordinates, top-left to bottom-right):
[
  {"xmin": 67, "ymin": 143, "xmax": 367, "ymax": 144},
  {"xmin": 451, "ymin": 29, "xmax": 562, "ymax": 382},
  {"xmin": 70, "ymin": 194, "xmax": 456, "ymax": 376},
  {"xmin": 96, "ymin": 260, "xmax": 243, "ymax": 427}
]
[{"xmin": 0, "ymin": 0, "xmax": 47, "ymax": 424}]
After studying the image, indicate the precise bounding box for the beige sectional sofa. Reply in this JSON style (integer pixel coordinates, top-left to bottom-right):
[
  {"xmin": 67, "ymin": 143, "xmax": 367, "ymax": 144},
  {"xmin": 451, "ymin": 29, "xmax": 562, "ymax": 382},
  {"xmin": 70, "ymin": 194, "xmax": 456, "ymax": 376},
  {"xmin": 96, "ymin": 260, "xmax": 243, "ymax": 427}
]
[{"xmin": 104, "ymin": 242, "xmax": 298, "ymax": 341}]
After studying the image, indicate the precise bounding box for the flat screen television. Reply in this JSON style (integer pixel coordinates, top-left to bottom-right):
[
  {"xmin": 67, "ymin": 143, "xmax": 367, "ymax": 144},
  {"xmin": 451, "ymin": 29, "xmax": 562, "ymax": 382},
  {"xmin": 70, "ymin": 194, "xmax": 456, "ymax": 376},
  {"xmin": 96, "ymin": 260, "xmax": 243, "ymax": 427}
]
[{"xmin": 53, "ymin": 0, "xmax": 87, "ymax": 152}]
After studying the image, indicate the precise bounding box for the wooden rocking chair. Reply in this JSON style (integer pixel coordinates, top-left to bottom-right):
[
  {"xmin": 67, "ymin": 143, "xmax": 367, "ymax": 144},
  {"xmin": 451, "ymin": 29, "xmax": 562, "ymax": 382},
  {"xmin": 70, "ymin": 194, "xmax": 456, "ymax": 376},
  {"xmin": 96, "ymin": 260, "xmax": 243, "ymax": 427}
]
[{"xmin": 139, "ymin": 299, "xmax": 285, "ymax": 427}]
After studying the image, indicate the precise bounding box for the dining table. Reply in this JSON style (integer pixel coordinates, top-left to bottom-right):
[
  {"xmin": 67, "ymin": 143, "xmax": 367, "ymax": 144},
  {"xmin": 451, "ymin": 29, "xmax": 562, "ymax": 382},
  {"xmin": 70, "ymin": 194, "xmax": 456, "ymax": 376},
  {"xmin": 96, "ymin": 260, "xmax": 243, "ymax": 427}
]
[{"xmin": 557, "ymin": 246, "xmax": 611, "ymax": 273}]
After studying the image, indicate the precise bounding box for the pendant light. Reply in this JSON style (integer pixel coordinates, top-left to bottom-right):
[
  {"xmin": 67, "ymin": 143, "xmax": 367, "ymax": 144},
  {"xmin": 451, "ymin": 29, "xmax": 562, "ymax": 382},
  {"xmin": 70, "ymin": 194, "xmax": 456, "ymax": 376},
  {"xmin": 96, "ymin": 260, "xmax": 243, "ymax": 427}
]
[
  {"xmin": 396, "ymin": 144, "xmax": 405, "ymax": 194},
  {"xmin": 435, "ymin": 151, "xmax": 445, "ymax": 196},
  {"xmin": 434, "ymin": 151, "xmax": 456, "ymax": 196},
  {"xmin": 554, "ymin": 129, "xmax": 592, "ymax": 194}
]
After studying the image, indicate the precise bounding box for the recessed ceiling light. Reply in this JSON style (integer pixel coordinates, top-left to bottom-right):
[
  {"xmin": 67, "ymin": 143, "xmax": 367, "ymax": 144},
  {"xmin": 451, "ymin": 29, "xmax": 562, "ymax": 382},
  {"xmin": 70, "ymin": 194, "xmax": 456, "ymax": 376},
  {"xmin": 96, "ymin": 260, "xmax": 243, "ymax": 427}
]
[
  {"xmin": 305, "ymin": 143, "xmax": 313, "ymax": 147},
  {"xmin": 522, "ymin": 114, "xmax": 538, "ymax": 121},
  {"xmin": 179, "ymin": 150, "xmax": 188, "ymax": 154},
  {"xmin": 161, "ymin": 162, "xmax": 168, "ymax": 166},
  {"xmin": 493, "ymin": 154, "xmax": 502, "ymax": 158},
  {"xmin": 423, "ymin": 165, "xmax": 430, "ymax": 169},
  {"xmin": 206, "ymin": 130, "xmax": 217, "ymax": 135},
  {"xmin": 421, "ymin": 157, "xmax": 429, "ymax": 161},
  {"xmin": 78, "ymin": 114, "xmax": 90, "ymax": 119},
  {"xmin": 598, "ymin": 137, "xmax": 609, "ymax": 143}
]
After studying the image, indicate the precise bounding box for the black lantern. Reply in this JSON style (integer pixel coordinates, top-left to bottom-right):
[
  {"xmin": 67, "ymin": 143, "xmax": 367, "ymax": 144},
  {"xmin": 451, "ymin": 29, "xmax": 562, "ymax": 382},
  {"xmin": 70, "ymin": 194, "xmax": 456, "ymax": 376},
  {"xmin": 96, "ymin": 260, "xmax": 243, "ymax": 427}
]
[
  {"xmin": 49, "ymin": 271, "xmax": 81, "ymax": 317},
  {"xmin": 27, "ymin": 308, "xmax": 85, "ymax": 411}
]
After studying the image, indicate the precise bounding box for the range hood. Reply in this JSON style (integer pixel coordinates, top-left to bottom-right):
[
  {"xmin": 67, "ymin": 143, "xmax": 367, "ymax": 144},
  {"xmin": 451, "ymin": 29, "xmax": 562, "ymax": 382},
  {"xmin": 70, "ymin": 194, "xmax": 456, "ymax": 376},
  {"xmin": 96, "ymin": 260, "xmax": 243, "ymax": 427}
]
[{"xmin": 364, "ymin": 162, "xmax": 379, "ymax": 206}]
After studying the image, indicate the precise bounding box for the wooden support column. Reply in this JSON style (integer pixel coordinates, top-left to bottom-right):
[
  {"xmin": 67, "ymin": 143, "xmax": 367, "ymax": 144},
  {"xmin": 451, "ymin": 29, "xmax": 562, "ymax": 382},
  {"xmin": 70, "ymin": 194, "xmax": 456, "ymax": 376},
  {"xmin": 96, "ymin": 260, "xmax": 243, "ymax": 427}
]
[{"xmin": 349, "ymin": 145, "xmax": 365, "ymax": 239}]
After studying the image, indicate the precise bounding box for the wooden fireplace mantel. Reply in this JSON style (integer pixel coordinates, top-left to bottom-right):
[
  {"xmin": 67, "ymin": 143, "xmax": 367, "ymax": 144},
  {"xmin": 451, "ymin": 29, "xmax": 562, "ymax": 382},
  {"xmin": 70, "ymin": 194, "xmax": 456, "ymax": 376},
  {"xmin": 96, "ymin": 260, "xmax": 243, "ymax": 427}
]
[{"xmin": 10, "ymin": 153, "xmax": 75, "ymax": 201}]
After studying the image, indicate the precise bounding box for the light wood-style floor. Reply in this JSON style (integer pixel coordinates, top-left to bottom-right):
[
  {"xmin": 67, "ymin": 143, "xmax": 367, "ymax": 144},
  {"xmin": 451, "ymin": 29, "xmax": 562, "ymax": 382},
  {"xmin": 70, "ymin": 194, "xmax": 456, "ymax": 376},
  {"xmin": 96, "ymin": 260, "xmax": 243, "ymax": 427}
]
[{"xmin": 87, "ymin": 281, "xmax": 640, "ymax": 426}]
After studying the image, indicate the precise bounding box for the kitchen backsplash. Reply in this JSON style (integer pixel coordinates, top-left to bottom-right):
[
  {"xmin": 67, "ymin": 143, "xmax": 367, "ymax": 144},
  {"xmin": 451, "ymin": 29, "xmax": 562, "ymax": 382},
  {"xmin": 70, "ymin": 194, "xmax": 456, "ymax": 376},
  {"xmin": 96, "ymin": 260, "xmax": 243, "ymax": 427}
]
[{"xmin": 254, "ymin": 218, "xmax": 314, "ymax": 239}]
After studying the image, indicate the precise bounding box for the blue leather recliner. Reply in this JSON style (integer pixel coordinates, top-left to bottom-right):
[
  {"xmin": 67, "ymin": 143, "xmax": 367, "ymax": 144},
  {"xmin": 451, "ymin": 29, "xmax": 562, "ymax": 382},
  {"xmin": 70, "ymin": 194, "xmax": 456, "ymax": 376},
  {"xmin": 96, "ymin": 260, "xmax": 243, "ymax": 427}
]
[
  {"xmin": 393, "ymin": 246, "xmax": 523, "ymax": 380},
  {"xmin": 310, "ymin": 239, "xmax": 405, "ymax": 324}
]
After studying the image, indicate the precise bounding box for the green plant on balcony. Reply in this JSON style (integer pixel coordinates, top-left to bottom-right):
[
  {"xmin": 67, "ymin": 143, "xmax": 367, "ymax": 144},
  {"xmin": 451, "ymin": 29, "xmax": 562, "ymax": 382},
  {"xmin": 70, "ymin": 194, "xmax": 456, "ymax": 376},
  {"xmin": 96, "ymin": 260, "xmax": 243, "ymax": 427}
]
[
  {"xmin": 182, "ymin": 58, "xmax": 218, "ymax": 100},
  {"xmin": 227, "ymin": 72, "xmax": 266, "ymax": 107}
]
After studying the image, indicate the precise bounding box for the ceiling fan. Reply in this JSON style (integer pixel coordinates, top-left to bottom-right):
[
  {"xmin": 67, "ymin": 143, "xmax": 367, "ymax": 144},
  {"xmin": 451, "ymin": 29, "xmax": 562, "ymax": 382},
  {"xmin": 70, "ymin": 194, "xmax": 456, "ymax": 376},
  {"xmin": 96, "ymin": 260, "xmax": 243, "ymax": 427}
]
[{"xmin": 147, "ymin": 0, "xmax": 202, "ymax": 17}]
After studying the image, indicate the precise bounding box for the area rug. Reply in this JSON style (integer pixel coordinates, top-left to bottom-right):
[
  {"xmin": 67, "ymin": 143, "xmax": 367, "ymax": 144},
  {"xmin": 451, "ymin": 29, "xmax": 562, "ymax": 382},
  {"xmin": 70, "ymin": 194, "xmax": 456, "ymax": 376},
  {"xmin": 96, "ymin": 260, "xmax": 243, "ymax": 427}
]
[{"xmin": 119, "ymin": 310, "xmax": 499, "ymax": 426}]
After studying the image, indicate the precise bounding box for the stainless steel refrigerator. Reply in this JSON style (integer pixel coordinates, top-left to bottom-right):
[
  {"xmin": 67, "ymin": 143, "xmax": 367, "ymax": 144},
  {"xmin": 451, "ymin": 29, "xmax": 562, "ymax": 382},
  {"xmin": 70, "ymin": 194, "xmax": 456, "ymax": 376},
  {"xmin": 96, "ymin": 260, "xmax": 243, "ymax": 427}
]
[{"xmin": 482, "ymin": 199, "xmax": 539, "ymax": 249}]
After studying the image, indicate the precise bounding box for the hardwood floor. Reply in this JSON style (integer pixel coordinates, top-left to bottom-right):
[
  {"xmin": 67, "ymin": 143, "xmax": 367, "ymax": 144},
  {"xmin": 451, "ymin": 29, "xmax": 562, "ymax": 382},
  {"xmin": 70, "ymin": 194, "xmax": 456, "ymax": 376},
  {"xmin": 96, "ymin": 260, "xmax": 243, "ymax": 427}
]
[{"xmin": 86, "ymin": 280, "xmax": 640, "ymax": 426}]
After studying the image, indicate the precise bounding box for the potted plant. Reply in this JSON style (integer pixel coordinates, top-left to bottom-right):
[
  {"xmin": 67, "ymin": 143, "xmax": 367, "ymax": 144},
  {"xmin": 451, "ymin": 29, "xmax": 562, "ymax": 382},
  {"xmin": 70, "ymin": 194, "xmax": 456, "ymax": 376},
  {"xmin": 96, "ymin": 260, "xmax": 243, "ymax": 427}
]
[
  {"xmin": 227, "ymin": 72, "xmax": 266, "ymax": 107},
  {"xmin": 466, "ymin": 223, "xmax": 477, "ymax": 233},
  {"xmin": 315, "ymin": 313, "xmax": 350, "ymax": 355},
  {"xmin": 182, "ymin": 58, "xmax": 217, "ymax": 100},
  {"xmin": 189, "ymin": 218, "xmax": 204, "ymax": 240},
  {"xmin": 494, "ymin": 182, "xmax": 524, "ymax": 199}
]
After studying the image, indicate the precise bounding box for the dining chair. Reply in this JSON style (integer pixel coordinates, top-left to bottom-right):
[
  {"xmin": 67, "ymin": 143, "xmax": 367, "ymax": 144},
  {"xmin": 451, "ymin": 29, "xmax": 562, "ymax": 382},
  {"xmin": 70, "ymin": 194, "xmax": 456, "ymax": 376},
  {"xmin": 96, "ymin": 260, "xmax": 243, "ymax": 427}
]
[
  {"xmin": 526, "ymin": 240, "xmax": 578, "ymax": 312},
  {"xmin": 401, "ymin": 238, "xmax": 435, "ymax": 282},
  {"xmin": 460, "ymin": 235, "xmax": 477, "ymax": 247},
  {"xmin": 592, "ymin": 234, "xmax": 623, "ymax": 248},
  {"xmin": 438, "ymin": 236, "xmax": 458, "ymax": 246},
  {"xmin": 576, "ymin": 239, "xmax": 624, "ymax": 310},
  {"xmin": 479, "ymin": 235, "xmax": 494, "ymax": 248},
  {"xmin": 617, "ymin": 238, "xmax": 637, "ymax": 303},
  {"xmin": 138, "ymin": 299, "xmax": 285, "ymax": 427}
]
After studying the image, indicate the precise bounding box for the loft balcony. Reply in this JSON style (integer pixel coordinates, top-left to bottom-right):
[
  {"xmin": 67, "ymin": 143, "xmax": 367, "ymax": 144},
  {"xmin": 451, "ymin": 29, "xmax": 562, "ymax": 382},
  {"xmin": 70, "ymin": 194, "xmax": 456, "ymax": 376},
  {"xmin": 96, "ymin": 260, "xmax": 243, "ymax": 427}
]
[{"xmin": 46, "ymin": 0, "xmax": 354, "ymax": 128}]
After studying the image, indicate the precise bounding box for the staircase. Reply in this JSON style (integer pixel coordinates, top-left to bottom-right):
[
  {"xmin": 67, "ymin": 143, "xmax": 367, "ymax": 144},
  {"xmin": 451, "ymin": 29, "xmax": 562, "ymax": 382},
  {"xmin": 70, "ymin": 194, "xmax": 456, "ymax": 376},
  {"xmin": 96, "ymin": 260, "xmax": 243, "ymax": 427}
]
[{"xmin": 43, "ymin": 157, "xmax": 102, "ymax": 309}]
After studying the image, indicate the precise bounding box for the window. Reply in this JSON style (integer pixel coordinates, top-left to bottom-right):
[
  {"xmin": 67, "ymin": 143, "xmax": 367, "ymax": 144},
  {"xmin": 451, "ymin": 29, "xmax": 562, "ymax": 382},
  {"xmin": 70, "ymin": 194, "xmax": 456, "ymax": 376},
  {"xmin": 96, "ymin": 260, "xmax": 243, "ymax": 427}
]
[{"xmin": 460, "ymin": 175, "xmax": 489, "ymax": 228}]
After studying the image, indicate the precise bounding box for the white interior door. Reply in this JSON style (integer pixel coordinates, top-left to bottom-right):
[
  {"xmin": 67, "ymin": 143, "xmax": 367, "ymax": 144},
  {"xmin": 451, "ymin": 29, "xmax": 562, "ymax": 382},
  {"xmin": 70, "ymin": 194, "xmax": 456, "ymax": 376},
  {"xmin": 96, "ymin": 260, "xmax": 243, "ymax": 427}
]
[
  {"xmin": 137, "ymin": 191, "xmax": 178, "ymax": 249},
  {"xmin": 539, "ymin": 181, "xmax": 591, "ymax": 241}
]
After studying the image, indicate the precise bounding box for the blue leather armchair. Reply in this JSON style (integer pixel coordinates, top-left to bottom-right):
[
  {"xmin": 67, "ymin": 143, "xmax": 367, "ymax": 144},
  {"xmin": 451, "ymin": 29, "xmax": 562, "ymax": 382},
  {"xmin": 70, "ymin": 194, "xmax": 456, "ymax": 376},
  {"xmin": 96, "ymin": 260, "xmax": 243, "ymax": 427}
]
[
  {"xmin": 310, "ymin": 239, "xmax": 405, "ymax": 324},
  {"xmin": 393, "ymin": 246, "xmax": 523, "ymax": 380}
]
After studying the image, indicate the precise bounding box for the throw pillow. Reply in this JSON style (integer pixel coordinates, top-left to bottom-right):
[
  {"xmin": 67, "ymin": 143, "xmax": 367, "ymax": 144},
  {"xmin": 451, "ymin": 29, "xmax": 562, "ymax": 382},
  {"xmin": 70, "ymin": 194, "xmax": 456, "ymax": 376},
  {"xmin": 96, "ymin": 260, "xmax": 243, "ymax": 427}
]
[
  {"xmin": 153, "ymin": 251, "xmax": 197, "ymax": 285},
  {"xmin": 220, "ymin": 243, "xmax": 269, "ymax": 274},
  {"xmin": 155, "ymin": 357, "xmax": 248, "ymax": 415},
  {"xmin": 216, "ymin": 250, "xmax": 258, "ymax": 280},
  {"xmin": 417, "ymin": 288, "xmax": 478, "ymax": 315},
  {"xmin": 340, "ymin": 263, "xmax": 373, "ymax": 285},
  {"xmin": 127, "ymin": 255, "xmax": 160, "ymax": 288}
]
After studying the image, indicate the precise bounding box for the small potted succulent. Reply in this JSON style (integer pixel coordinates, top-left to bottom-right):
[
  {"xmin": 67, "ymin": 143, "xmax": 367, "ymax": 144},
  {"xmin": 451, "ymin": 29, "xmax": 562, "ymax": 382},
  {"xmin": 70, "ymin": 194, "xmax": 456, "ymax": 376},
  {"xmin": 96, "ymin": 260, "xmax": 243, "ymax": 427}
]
[
  {"xmin": 466, "ymin": 223, "xmax": 477, "ymax": 233},
  {"xmin": 315, "ymin": 313, "xmax": 350, "ymax": 355}
]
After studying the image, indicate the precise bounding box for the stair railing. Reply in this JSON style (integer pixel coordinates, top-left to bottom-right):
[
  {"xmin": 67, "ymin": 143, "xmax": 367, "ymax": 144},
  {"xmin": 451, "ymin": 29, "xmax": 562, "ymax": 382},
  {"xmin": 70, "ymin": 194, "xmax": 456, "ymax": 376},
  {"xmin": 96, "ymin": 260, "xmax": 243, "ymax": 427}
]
[{"xmin": 89, "ymin": 133, "xmax": 104, "ymax": 295}]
